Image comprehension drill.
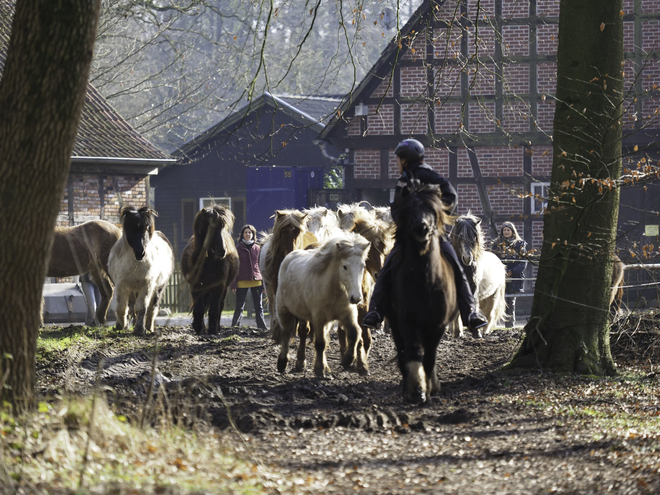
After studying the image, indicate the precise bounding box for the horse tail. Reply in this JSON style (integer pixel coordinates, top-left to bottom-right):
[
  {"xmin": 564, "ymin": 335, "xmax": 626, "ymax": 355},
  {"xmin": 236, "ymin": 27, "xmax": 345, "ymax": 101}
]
[{"xmin": 492, "ymin": 282, "xmax": 507, "ymax": 331}]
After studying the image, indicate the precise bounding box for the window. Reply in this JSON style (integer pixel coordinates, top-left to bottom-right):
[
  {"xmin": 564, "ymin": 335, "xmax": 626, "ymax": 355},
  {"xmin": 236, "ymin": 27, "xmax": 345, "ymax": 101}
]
[
  {"xmin": 530, "ymin": 182, "xmax": 549, "ymax": 214},
  {"xmin": 200, "ymin": 197, "xmax": 231, "ymax": 210}
]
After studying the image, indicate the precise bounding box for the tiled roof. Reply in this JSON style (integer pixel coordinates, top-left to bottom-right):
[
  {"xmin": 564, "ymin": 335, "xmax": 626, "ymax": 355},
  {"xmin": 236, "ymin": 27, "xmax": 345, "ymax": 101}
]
[
  {"xmin": 0, "ymin": 1, "xmax": 171, "ymax": 163},
  {"xmin": 274, "ymin": 94, "xmax": 342, "ymax": 124}
]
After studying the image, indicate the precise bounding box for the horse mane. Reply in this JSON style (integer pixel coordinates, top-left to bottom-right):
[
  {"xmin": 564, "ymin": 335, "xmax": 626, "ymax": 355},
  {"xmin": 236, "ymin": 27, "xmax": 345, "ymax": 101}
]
[
  {"xmin": 263, "ymin": 209, "xmax": 308, "ymax": 280},
  {"xmin": 337, "ymin": 203, "xmax": 374, "ymax": 231},
  {"xmin": 190, "ymin": 204, "xmax": 235, "ymax": 257},
  {"xmin": 452, "ymin": 212, "xmax": 485, "ymax": 261},
  {"xmin": 306, "ymin": 233, "xmax": 370, "ymax": 274},
  {"xmin": 351, "ymin": 212, "xmax": 394, "ymax": 258}
]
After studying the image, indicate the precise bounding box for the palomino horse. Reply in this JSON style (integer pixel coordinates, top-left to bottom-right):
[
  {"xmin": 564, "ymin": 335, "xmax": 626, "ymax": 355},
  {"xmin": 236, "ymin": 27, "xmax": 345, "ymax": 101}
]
[
  {"xmin": 337, "ymin": 207, "xmax": 394, "ymax": 373},
  {"xmin": 259, "ymin": 209, "xmax": 308, "ymax": 343},
  {"xmin": 386, "ymin": 183, "xmax": 458, "ymax": 404},
  {"xmin": 47, "ymin": 220, "xmax": 122, "ymax": 325},
  {"xmin": 276, "ymin": 232, "xmax": 370, "ymax": 378},
  {"xmin": 181, "ymin": 205, "xmax": 239, "ymax": 335},
  {"xmin": 109, "ymin": 207, "xmax": 174, "ymax": 336},
  {"xmin": 449, "ymin": 213, "xmax": 507, "ymax": 336},
  {"xmin": 610, "ymin": 253, "xmax": 625, "ymax": 315}
]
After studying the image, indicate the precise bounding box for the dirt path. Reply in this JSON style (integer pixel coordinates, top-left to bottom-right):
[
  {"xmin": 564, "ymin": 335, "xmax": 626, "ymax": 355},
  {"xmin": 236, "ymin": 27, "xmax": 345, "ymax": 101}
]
[{"xmin": 37, "ymin": 322, "xmax": 660, "ymax": 494}]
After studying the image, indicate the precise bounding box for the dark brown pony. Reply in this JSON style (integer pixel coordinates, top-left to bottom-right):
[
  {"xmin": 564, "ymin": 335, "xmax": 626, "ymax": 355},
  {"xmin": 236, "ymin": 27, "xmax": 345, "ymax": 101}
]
[
  {"xmin": 259, "ymin": 209, "xmax": 308, "ymax": 343},
  {"xmin": 337, "ymin": 207, "xmax": 394, "ymax": 374},
  {"xmin": 181, "ymin": 205, "xmax": 239, "ymax": 335},
  {"xmin": 386, "ymin": 183, "xmax": 458, "ymax": 404},
  {"xmin": 47, "ymin": 220, "xmax": 122, "ymax": 325}
]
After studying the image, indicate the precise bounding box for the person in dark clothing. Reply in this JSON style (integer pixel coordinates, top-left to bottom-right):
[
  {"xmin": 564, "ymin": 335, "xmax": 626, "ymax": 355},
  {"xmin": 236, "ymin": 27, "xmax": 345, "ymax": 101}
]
[
  {"xmin": 493, "ymin": 221, "xmax": 527, "ymax": 328},
  {"xmin": 362, "ymin": 139, "xmax": 488, "ymax": 337},
  {"xmin": 231, "ymin": 224, "xmax": 267, "ymax": 329}
]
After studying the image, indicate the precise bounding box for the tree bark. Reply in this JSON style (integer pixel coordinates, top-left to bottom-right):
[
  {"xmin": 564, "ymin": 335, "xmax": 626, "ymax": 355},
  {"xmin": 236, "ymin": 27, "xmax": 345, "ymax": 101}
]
[
  {"xmin": 0, "ymin": 0, "xmax": 100, "ymax": 409},
  {"xmin": 507, "ymin": 0, "xmax": 623, "ymax": 375}
]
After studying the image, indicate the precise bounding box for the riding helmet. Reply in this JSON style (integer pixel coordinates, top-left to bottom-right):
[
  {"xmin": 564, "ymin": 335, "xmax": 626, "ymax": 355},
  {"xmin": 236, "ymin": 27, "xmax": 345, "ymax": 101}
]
[{"xmin": 395, "ymin": 139, "xmax": 425, "ymax": 162}]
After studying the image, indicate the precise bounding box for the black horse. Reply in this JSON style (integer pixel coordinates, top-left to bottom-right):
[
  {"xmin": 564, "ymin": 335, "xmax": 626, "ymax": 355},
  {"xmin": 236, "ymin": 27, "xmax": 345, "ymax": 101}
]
[
  {"xmin": 181, "ymin": 205, "xmax": 239, "ymax": 335},
  {"xmin": 385, "ymin": 183, "xmax": 458, "ymax": 404}
]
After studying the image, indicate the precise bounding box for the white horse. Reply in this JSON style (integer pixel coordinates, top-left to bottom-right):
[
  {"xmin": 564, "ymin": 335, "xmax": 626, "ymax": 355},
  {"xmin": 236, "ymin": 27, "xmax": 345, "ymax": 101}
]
[
  {"xmin": 303, "ymin": 206, "xmax": 341, "ymax": 243},
  {"xmin": 109, "ymin": 206, "xmax": 174, "ymax": 336},
  {"xmin": 449, "ymin": 213, "xmax": 506, "ymax": 337},
  {"xmin": 275, "ymin": 232, "xmax": 370, "ymax": 378}
]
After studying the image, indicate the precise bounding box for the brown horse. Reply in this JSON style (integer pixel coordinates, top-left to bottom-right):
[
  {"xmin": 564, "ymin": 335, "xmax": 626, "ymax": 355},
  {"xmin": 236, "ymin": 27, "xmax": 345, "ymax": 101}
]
[
  {"xmin": 337, "ymin": 207, "xmax": 394, "ymax": 374},
  {"xmin": 386, "ymin": 183, "xmax": 458, "ymax": 404},
  {"xmin": 47, "ymin": 220, "xmax": 122, "ymax": 325},
  {"xmin": 181, "ymin": 205, "xmax": 239, "ymax": 335},
  {"xmin": 259, "ymin": 209, "xmax": 308, "ymax": 343}
]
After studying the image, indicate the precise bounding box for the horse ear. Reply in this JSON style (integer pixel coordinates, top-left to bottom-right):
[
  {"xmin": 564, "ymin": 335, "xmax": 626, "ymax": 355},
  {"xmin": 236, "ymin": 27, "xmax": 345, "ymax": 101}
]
[
  {"xmin": 475, "ymin": 217, "xmax": 482, "ymax": 226},
  {"xmin": 276, "ymin": 210, "xmax": 285, "ymax": 219}
]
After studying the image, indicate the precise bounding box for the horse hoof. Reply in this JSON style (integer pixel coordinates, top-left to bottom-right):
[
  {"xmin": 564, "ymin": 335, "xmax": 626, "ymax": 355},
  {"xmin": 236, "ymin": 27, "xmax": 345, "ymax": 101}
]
[
  {"xmin": 357, "ymin": 367, "xmax": 370, "ymax": 377},
  {"xmin": 277, "ymin": 358, "xmax": 288, "ymax": 373},
  {"xmin": 404, "ymin": 388, "xmax": 426, "ymax": 404},
  {"xmin": 133, "ymin": 329, "xmax": 146, "ymax": 337},
  {"xmin": 294, "ymin": 361, "xmax": 306, "ymax": 372}
]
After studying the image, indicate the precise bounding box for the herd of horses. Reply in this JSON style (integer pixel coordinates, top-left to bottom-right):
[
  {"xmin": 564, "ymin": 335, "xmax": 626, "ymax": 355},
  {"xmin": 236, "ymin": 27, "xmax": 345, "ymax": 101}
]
[{"xmin": 46, "ymin": 187, "xmax": 627, "ymax": 404}]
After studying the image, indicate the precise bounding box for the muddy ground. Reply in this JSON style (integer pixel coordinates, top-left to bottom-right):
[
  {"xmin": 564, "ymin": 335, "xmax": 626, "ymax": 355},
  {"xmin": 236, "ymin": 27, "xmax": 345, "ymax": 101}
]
[{"xmin": 38, "ymin": 318, "xmax": 660, "ymax": 494}]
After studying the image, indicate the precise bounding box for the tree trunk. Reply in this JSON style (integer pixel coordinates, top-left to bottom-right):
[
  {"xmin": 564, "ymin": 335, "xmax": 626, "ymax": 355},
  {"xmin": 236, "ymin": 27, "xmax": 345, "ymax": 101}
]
[
  {"xmin": 507, "ymin": 0, "xmax": 623, "ymax": 375},
  {"xmin": 0, "ymin": 0, "xmax": 100, "ymax": 410}
]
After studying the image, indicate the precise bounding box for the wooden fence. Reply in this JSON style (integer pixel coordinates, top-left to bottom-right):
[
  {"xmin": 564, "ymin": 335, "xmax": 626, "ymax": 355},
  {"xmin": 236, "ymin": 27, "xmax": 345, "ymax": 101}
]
[{"xmin": 160, "ymin": 266, "xmax": 257, "ymax": 316}]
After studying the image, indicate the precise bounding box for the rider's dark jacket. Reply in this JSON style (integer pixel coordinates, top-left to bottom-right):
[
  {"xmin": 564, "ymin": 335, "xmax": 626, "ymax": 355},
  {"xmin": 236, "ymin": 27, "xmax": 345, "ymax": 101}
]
[{"xmin": 392, "ymin": 161, "xmax": 457, "ymax": 219}]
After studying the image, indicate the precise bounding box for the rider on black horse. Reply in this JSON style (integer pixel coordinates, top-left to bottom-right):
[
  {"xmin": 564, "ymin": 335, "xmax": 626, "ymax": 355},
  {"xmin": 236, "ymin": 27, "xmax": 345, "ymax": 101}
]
[{"xmin": 362, "ymin": 138, "xmax": 489, "ymax": 337}]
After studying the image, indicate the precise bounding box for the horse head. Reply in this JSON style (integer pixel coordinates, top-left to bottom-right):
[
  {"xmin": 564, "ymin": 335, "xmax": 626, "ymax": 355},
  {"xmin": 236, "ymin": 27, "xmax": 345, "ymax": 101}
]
[
  {"xmin": 334, "ymin": 233, "xmax": 370, "ymax": 305},
  {"xmin": 273, "ymin": 209, "xmax": 308, "ymax": 250},
  {"xmin": 451, "ymin": 214, "xmax": 484, "ymax": 267},
  {"xmin": 120, "ymin": 206, "xmax": 157, "ymax": 261},
  {"xmin": 395, "ymin": 183, "xmax": 447, "ymax": 252},
  {"xmin": 193, "ymin": 205, "xmax": 234, "ymax": 259}
]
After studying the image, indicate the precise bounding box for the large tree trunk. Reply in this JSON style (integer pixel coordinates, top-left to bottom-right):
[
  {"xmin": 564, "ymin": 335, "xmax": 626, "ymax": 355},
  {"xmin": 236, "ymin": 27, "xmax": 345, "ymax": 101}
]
[
  {"xmin": 0, "ymin": 0, "xmax": 100, "ymax": 409},
  {"xmin": 508, "ymin": 0, "xmax": 623, "ymax": 375}
]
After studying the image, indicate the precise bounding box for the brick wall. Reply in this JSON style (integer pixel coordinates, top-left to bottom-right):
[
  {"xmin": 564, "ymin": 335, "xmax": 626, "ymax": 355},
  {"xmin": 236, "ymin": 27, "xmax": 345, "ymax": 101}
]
[
  {"xmin": 354, "ymin": 149, "xmax": 380, "ymax": 179},
  {"xmin": 537, "ymin": 0, "xmax": 560, "ymax": 17},
  {"xmin": 435, "ymin": 102, "xmax": 463, "ymax": 133},
  {"xmin": 537, "ymin": 62, "xmax": 557, "ymax": 95},
  {"xmin": 434, "ymin": 64, "xmax": 462, "ymax": 98},
  {"xmin": 643, "ymin": 0, "xmax": 660, "ymax": 14},
  {"xmin": 347, "ymin": 117, "xmax": 361, "ymax": 136},
  {"xmin": 468, "ymin": 63, "xmax": 496, "ymax": 96},
  {"xmin": 478, "ymin": 147, "xmax": 525, "ymax": 177},
  {"xmin": 536, "ymin": 24, "xmax": 558, "ymax": 55},
  {"xmin": 433, "ymin": 27, "xmax": 463, "ymax": 60},
  {"xmin": 401, "ymin": 102, "xmax": 428, "ymax": 134},
  {"xmin": 372, "ymin": 77, "xmax": 393, "ymax": 98},
  {"xmin": 488, "ymin": 183, "xmax": 525, "ymax": 216},
  {"xmin": 531, "ymin": 146, "xmax": 553, "ymax": 175},
  {"xmin": 425, "ymin": 147, "xmax": 451, "ymax": 176},
  {"xmin": 401, "ymin": 32, "xmax": 426, "ymax": 61},
  {"xmin": 624, "ymin": 21, "xmax": 635, "ymax": 52},
  {"xmin": 503, "ymin": 100, "xmax": 531, "ymax": 133},
  {"xmin": 467, "ymin": 26, "xmax": 496, "ymax": 57},
  {"xmin": 401, "ymin": 66, "xmax": 427, "ymax": 97},
  {"xmin": 457, "ymin": 184, "xmax": 483, "ymax": 215},
  {"xmin": 469, "ymin": 101, "xmax": 496, "ymax": 133},
  {"xmin": 502, "ymin": 25, "xmax": 530, "ymax": 57},
  {"xmin": 642, "ymin": 21, "xmax": 660, "ymax": 52},
  {"xmin": 503, "ymin": 0, "xmax": 529, "ymax": 18},
  {"xmin": 366, "ymin": 104, "xmax": 394, "ymax": 135},
  {"xmin": 503, "ymin": 63, "xmax": 530, "ymax": 95},
  {"xmin": 58, "ymin": 174, "xmax": 147, "ymax": 227}
]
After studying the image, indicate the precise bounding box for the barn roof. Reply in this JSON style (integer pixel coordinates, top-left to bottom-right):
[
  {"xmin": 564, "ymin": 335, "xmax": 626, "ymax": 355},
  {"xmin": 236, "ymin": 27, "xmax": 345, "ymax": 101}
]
[
  {"xmin": 0, "ymin": 1, "xmax": 173, "ymax": 166},
  {"xmin": 174, "ymin": 92, "xmax": 341, "ymax": 158}
]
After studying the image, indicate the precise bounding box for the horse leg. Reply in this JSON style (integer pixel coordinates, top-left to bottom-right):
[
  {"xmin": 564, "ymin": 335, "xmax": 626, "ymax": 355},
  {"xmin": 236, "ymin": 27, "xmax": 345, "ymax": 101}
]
[
  {"xmin": 336, "ymin": 324, "xmax": 347, "ymax": 359},
  {"xmin": 294, "ymin": 320, "xmax": 309, "ymax": 372},
  {"xmin": 191, "ymin": 291, "xmax": 207, "ymax": 335},
  {"xmin": 357, "ymin": 305, "xmax": 372, "ymax": 370},
  {"xmin": 402, "ymin": 334, "xmax": 426, "ymax": 404},
  {"xmin": 132, "ymin": 290, "xmax": 149, "ymax": 336},
  {"xmin": 450, "ymin": 315, "xmax": 464, "ymax": 338},
  {"xmin": 114, "ymin": 288, "xmax": 129, "ymax": 331},
  {"xmin": 479, "ymin": 294, "xmax": 497, "ymax": 334},
  {"xmin": 89, "ymin": 268, "xmax": 113, "ymax": 325},
  {"xmin": 277, "ymin": 308, "xmax": 296, "ymax": 373},
  {"xmin": 338, "ymin": 315, "xmax": 361, "ymax": 371},
  {"xmin": 313, "ymin": 322, "xmax": 332, "ymax": 378},
  {"xmin": 207, "ymin": 287, "xmax": 223, "ymax": 335},
  {"xmin": 423, "ymin": 332, "xmax": 444, "ymax": 401},
  {"xmin": 145, "ymin": 285, "xmax": 166, "ymax": 334},
  {"xmin": 79, "ymin": 273, "xmax": 98, "ymax": 326}
]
